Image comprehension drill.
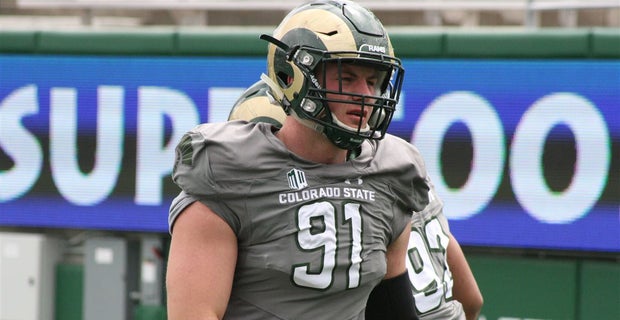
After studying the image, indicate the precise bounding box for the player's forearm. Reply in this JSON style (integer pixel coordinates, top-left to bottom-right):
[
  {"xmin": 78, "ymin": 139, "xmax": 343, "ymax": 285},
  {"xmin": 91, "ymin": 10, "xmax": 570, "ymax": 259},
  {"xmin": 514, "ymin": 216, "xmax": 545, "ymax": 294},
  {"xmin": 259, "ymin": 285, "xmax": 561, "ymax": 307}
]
[{"xmin": 447, "ymin": 234, "xmax": 483, "ymax": 320}]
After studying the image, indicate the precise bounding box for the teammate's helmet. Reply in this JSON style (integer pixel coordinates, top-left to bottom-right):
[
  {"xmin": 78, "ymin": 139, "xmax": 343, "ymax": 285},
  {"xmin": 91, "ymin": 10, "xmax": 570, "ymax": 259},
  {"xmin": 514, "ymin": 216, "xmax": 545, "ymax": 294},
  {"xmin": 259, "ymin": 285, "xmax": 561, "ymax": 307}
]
[
  {"xmin": 228, "ymin": 80, "xmax": 286, "ymax": 128},
  {"xmin": 261, "ymin": 0, "xmax": 404, "ymax": 149}
]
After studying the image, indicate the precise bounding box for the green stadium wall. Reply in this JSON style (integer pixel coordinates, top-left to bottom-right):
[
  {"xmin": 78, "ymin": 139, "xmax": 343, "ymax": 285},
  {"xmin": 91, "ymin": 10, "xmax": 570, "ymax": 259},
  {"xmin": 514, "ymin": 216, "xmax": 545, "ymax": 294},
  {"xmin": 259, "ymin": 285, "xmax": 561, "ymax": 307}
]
[{"xmin": 0, "ymin": 28, "xmax": 619, "ymax": 58}]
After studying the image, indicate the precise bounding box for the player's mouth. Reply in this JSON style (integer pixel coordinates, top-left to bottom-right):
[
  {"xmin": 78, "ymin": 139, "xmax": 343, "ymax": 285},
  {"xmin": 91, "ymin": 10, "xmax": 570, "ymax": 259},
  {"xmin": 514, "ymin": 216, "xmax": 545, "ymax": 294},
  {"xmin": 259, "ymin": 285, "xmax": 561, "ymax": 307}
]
[{"xmin": 345, "ymin": 109, "xmax": 367, "ymax": 124}]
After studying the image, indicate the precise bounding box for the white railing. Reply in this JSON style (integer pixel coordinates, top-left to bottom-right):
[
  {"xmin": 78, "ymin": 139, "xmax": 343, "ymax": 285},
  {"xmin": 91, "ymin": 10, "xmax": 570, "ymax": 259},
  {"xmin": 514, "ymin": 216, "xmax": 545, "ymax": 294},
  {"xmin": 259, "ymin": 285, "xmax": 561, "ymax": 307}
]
[{"xmin": 13, "ymin": 0, "xmax": 620, "ymax": 27}]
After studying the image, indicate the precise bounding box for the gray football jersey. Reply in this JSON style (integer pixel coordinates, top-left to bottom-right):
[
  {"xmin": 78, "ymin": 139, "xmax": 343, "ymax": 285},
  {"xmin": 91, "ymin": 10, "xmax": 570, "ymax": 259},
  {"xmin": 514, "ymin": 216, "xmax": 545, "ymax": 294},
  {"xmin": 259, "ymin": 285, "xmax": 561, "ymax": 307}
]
[
  {"xmin": 407, "ymin": 179, "xmax": 465, "ymax": 320},
  {"xmin": 169, "ymin": 121, "xmax": 430, "ymax": 320}
]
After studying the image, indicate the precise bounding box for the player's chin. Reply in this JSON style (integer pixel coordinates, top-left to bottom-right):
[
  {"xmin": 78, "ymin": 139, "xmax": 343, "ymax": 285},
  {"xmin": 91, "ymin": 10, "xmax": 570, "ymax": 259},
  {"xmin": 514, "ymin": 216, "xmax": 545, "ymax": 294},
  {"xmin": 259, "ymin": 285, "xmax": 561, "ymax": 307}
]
[
  {"xmin": 342, "ymin": 121, "xmax": 370, "ymax": 133},
  {"xmin": 344, "ymin": 115, "xmax": 367, "ymax": 129}
]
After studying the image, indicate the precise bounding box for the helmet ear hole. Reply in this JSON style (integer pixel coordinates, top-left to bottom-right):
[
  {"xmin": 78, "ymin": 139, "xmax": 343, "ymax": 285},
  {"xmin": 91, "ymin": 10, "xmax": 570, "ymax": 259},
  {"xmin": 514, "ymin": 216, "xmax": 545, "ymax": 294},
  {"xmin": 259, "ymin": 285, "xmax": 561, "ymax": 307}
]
[{"xmin": 276, "ymin": 72, "xmax": 290, "ymax": 88}]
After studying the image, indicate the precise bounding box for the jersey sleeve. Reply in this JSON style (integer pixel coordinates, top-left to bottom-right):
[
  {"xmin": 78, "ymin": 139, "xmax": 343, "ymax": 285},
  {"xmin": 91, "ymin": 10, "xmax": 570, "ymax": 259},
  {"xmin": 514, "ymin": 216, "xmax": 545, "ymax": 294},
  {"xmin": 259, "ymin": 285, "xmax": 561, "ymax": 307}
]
[
  {"xmin": 405, "ymin": 143, "xmax": 432, "ymax": 213},
  {"xmin": 379, "ymin": 136, "xmax": 431, "ymax": 241},
  {"xmin": 426, "ymin": 176, "xmax": 451, "ymax": 234},
  {"xmin": 388, "ymin": 136, "xmax": 430, "ymax": 210},
  {"xmin": 168, "ymin": 122, "xmax": 243, "ymax": 235}
]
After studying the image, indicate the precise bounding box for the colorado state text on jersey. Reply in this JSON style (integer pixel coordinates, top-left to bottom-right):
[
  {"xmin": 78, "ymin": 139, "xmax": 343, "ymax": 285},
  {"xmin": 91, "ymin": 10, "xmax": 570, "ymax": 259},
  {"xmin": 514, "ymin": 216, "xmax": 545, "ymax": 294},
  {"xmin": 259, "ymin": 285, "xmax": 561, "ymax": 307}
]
[{"xmin": 278, "ymin": 187, "xmax": 376, "ymax": 204}]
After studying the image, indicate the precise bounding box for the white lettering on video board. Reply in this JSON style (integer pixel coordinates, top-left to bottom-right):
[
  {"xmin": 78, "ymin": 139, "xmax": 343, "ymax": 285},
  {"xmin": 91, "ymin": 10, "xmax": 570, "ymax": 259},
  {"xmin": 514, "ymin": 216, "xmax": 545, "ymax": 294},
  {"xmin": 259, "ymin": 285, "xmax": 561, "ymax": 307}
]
[
  {"xmin": 0, "ymin": 85, "xmax": 199, "ymax": 205},
  {"xmin": 413, "ymin": 91, "xmax": 610, "ymax": 224},
  {"xmin": 0, "ymin": 86, "xmax": 613, "ymax": 225}
]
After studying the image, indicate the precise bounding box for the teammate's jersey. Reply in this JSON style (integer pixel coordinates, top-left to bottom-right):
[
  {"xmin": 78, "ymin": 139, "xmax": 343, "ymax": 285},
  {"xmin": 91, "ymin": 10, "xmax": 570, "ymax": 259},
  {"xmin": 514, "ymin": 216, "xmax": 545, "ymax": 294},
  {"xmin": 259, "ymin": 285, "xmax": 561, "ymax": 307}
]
[
  {"xmin": 169, "ymin": 121, "xmax": 430, "ymax": 320},
  {"xmin": 407, "ymin": 180, "xmax": 466, "ymax": 320}
]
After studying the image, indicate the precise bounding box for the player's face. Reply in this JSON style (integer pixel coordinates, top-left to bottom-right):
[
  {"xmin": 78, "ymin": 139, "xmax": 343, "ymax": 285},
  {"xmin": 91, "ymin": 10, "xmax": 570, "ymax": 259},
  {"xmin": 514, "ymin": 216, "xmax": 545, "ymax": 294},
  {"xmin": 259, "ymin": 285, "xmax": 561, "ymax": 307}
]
[{"xmin": 319, "ymin": 62, "xmax": 382, "ymax": 130}]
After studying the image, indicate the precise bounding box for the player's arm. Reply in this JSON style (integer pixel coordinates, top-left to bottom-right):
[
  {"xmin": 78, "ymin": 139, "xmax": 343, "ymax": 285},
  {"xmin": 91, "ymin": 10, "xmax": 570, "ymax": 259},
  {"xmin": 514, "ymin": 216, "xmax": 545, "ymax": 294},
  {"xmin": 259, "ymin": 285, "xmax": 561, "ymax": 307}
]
[
  {"xmin": 366, "ymin": 221, "xmax": 419, "ymax": 320},
  {"xmin": 384, "ymin": 221, "xmax": 412, "ymax": 279},
  {"xmin": 447, "ymin": 234, "xmax": 483, "ymax": 320},
  {"xmin": 166, "ymin": 201, "xmax": 238, "ymax": 320}
]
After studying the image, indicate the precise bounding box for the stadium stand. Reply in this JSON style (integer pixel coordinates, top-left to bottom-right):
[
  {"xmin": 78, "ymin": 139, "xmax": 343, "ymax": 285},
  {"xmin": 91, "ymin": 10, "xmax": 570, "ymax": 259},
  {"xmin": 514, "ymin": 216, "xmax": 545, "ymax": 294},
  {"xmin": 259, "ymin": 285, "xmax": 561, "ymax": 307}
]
[{"xmin": 0, "ymin": 0, "xmax": 618, "ymax": 28}]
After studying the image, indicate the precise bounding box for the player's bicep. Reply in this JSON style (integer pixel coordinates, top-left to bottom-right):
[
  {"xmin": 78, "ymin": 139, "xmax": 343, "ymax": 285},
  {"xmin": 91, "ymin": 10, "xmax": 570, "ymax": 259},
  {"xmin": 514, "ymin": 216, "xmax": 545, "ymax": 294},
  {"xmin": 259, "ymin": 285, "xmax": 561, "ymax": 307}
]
[{"xmin": 166, "ymin": 201, "xmax": 238, "ymax": 320}]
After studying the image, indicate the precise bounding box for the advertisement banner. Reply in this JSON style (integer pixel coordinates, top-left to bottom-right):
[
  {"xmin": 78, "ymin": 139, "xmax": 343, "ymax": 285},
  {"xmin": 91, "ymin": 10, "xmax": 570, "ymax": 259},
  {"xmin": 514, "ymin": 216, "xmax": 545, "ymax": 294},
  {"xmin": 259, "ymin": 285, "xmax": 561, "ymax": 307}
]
[{"xmin": 1, "ymin": 55, "xmax": 618, "ymax": 252}]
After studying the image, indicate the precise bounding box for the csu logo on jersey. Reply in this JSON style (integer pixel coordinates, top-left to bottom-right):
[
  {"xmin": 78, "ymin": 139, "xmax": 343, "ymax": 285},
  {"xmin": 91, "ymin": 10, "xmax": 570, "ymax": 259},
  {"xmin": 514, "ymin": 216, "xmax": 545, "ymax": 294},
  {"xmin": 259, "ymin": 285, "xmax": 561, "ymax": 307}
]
[{"xmin": 287, "ymin": 168, "xmax": 308, "ymax": 190}]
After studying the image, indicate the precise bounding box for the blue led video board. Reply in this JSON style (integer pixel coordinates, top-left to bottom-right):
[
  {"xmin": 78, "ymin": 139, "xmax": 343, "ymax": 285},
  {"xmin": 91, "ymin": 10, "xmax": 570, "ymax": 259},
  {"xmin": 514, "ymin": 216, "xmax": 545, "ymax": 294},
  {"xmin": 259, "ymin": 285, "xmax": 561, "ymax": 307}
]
[{"xmin": 1, "ymin": 55, "xmax": 618, "ymax": 252}]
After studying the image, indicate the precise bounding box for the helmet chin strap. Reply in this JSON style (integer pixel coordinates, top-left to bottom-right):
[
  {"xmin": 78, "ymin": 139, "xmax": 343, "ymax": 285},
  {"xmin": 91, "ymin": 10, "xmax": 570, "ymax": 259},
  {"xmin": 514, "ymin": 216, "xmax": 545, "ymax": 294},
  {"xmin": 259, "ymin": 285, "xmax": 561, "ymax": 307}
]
[
  {"xmin": 290, "ymin": 107, "xmax": 324, "ymax": 133},
  {"xmin": 331, "ymin": 115, "xmax": 371, "ymax": 133},
  {"xmin": 292, "ymin": 104, "xmax": 371, "ymax": 150}
]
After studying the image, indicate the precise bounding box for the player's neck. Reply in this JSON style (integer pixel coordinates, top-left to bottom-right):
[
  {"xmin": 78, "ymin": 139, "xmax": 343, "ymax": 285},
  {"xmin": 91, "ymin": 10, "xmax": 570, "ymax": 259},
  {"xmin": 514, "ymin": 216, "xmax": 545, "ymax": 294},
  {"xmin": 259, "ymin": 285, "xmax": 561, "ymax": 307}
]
[{"xmin": 277, "ymin": 119, "xmax": 348, "ymax": 164}]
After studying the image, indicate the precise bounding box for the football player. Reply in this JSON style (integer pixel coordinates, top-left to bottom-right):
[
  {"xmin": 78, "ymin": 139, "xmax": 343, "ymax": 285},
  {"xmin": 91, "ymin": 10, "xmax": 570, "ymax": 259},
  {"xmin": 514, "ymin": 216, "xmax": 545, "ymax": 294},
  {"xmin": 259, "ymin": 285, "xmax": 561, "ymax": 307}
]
[{"xmin": 167, "ymin": 1, "xmax": 431, "ymax": 319}]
